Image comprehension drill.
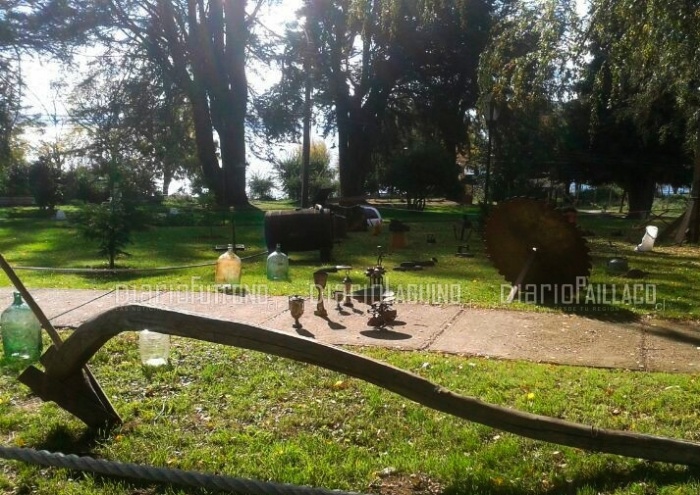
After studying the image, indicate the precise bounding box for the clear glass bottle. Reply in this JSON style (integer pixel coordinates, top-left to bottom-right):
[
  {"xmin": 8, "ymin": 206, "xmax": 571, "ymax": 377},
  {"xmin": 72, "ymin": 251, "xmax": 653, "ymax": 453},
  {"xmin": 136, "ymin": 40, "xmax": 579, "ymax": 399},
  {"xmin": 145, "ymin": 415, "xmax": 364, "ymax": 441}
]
[
  {"xmin": 266, "ymin": 243, "xmax": 289, "ymax": 281},
  {"xmin": 1, "ymin": 292, "xmax": 42, "ymax": 363},
  {"xmin": 139, "ymin": 329, "xmax": 170, "ymax": 367},
  {"xmin": 215, "ymin": 244, "xmax": 242, "ymax": 286}
]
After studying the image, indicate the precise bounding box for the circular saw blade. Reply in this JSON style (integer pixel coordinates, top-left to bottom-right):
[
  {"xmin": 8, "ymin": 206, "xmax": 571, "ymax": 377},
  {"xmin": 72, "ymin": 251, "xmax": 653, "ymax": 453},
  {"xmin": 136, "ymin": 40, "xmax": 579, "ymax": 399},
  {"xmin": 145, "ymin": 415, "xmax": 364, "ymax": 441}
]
[{"xmin": 484, "ymin": 198, "xmax": 591, "ymax": 288}]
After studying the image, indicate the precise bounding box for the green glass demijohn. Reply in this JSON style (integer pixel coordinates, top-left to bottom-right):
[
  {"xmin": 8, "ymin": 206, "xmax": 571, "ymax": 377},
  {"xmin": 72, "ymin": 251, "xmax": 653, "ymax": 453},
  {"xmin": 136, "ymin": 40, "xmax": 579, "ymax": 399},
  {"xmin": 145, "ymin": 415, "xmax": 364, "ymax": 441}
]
[
  {"xmin": 1, "ymin": 292, "xmax": 42, "ymax": 363},
  {"xmin": 266, "ymin": 244, "xmax": 289, "ymax": 281}
]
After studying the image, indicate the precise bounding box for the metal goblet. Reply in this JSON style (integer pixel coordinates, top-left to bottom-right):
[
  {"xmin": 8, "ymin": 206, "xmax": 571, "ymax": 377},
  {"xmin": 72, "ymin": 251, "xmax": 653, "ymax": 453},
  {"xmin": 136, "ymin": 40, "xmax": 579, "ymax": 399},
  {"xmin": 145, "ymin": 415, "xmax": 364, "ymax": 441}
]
[
  {"xmin": 288, "ymin": 295, "xmax": 305, "ymax": 329},
  {"xmin": 313, "ymin": 270, "xmax": 329, "ymax": 317},
  {"xmin": 342, "ymin": 273, "xmax": 354, "ymax": 307},
  {"xmin": 333, "ymin": 290, "xmax": 344, "ymax": 311}
]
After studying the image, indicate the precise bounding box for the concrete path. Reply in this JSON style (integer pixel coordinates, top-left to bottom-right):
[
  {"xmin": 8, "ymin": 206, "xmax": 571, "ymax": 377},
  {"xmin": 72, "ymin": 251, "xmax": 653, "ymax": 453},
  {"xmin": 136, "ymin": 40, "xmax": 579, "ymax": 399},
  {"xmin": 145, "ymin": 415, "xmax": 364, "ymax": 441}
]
[{"xmin": 2, "ymin": 288, "xmax": 699, "ymax": 374}]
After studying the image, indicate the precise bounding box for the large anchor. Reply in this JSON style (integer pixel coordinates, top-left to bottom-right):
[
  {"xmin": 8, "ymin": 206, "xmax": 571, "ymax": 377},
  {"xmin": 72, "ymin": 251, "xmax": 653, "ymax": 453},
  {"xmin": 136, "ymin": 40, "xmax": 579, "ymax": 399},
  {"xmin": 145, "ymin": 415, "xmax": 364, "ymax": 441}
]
[{"xmin": 0, "ymin": 254, "xmax": 121, "ymax": 429}]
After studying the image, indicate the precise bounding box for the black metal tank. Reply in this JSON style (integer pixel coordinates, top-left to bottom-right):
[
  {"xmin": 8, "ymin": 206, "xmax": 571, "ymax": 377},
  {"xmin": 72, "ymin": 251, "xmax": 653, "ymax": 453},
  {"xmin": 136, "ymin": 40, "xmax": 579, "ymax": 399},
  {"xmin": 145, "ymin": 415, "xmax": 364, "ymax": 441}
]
[{"xmin": 264, "ymin": 208, "xmax": 334, "ymax": 261}]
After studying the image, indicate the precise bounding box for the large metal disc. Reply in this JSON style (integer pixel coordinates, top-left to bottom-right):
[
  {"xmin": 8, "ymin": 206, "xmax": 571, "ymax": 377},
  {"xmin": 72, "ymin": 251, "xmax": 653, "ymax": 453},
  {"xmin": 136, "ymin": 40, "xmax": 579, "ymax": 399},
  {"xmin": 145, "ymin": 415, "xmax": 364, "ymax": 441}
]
[{"xmin": 484, "ymin": 198, "xmax": 591, "ymax": 287}]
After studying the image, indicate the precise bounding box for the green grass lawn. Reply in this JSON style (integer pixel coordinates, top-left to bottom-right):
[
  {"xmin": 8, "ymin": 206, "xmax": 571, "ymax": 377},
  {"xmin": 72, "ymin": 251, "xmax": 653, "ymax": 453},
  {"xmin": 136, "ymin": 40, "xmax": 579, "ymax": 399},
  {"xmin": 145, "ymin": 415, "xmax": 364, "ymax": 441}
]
[
  {"xmin": 2, "ymin": 336, "xmax": 700, "ymax": 495},
  {"xmin": 0, "ymin": 200, "xmax": 698, "ymax": 319},
  {"xmin": 1, "ymin": 200, "xmax": 700, "ymax": 494}
]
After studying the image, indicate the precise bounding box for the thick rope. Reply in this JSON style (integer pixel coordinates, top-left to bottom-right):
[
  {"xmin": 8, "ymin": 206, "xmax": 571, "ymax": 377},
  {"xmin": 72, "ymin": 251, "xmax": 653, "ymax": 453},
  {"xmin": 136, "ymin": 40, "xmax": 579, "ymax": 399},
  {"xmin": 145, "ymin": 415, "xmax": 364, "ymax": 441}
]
[
  {"xmin": 47, "ymin": 289, "xmax": 118, "ymax": 321},
  {"xmin": 9, "ymin": 251, "xmax": 267, "ymax": 274},
  {"xmin": 0, "ymin": 446, "xmax": 366, "ymax": 495},
  {"xmin": 10, "ymin": 261, "xmax": 215, "ymax": 274}
]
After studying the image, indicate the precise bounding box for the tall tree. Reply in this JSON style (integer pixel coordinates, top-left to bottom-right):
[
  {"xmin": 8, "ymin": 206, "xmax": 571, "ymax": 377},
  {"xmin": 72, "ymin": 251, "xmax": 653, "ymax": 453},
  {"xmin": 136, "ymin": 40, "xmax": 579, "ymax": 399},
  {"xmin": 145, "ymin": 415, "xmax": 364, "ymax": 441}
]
[
  {"xmin": 105, "ymin": 0, "xmax": 268, "ymax": 206},
  {"xmin": 0, "ymin": 0, "xmax": 114, "ymax": 186},
  {"xmin": 388, "ymin": 0, "xmax": 492, "ymax": 164},
  {"xmin": 0, "ymin": 58, "xmax": 22, "ymax": 170},
  {"xmin": 29, "ymin": 153, "xmax": 63, "ymax": 211},
  {"xmin": 477, "ymin": 0, "xmax": 581, "ymax": 198},
  {"xmin": 586, "ymin": 0, "xmax": 700, "ymax": 238},
  {"xmin": 69, "ymin": 60, "xmax": 158, "ymax": 200},
  {"xmin": 120, "ymin": 59, "xmax": 200, "ymax": 197},
  {"xmin": 299, "ymin": 0, "xmax": 402, "ymax": 197},
  {"xmin": 261, "ymin": 0, "xmax": 492, "ymax": 198}
]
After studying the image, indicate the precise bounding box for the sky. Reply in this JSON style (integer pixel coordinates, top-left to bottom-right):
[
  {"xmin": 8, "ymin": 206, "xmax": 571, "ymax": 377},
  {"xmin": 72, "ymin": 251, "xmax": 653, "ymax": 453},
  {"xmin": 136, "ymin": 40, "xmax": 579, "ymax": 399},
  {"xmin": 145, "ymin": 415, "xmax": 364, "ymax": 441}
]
[
  {"xmin": 20, "ymin": 1, "xmax": 305, "ymax": 196},
  {"xmin": 19, "ymin": 0, "xmax": 588, "ymax": 195}
]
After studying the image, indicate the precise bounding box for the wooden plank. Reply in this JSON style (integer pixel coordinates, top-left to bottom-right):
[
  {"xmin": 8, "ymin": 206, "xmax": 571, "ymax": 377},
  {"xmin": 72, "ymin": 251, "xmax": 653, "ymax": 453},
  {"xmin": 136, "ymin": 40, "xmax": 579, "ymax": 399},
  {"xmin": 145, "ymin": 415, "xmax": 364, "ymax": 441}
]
[{"xmin": 41, "ymin": 304, "xmax": 700, "ymax": 467}]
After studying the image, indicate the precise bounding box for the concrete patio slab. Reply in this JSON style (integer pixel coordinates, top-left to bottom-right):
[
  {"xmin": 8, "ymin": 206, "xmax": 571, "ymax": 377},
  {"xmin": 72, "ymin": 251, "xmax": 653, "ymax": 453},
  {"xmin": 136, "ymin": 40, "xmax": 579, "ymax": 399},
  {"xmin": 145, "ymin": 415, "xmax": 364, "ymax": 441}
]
[
  {"xmin": 431, "ymin": 308, "xmax": 644, "ymax": 369},
  {"xmin": 643, "ymin": 319, "xmax": 700, "ymax": 373},
  {"xmin": 1, "ymin": 288, "xmax": 700, "ymax": 373}
]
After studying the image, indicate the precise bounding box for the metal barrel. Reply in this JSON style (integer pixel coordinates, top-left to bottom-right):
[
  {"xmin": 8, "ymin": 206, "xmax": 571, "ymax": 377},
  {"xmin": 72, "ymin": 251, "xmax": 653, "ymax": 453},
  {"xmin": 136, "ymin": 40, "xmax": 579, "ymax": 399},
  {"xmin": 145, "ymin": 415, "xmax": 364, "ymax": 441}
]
[{"xmin": 264, "ymin": 209, "xmax": 334, "ymax": 261}]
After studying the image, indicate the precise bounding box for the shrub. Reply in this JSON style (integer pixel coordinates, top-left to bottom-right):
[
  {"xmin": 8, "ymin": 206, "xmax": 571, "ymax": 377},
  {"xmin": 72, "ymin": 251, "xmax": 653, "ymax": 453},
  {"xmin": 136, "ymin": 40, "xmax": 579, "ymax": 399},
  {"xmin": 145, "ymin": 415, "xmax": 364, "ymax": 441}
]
[
  {"xmin": 248, "ymin": 172, "xmax": 276, "ymax": 201},
  {"xmin": 273, "ymin": 142, "xmax": 337, "ymax": 202},
  {"xmin": 29, "ymin": 158, "xmax": 63, "ymax": 210},
  {"xmin": 385, "ymin": 143, "xmax": 461, "ymax": 210},
  {"xmin": 76, "ymin": 193, "xmax": 139, "ymax": 269}
]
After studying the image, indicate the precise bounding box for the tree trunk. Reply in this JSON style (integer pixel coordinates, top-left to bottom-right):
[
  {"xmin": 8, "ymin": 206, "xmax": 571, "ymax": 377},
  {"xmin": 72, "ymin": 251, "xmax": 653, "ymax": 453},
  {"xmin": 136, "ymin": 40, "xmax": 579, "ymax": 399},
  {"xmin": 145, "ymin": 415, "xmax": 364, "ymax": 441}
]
[
  {"xmin": 162, "ymin": 168, "xmax": 173, "ymax": 197},
  {"xmin": 218, "ymin": 122, "xmax": 248, "ymax": 207},
  {"xmin": 217, "ymin": 0, "xmax": 249, "ymax": 207},
  {"xmin": 345, "ymin": 122, "xmax": 372, "ymax": 197},
  {"xmin": 688, "ymin": 134, "xmax": 700, "ymax": 243},
  {"xmin": 625, "ymin": 174, "xmax": 656, "ymax": 219},
  {"xmin": 147, "ymin": 0, "xmax": 249, "ymax": 207},
  {"xmin": 336, "ymin": 99, "xmax": 353, "ymax": 198},
  {"xmin": 337, "ymin": 103, "xmax": 374, "ymax": 198},
  {"xmin": 189, "ymin": 89, "xmax": 224, "ymax": 202}
]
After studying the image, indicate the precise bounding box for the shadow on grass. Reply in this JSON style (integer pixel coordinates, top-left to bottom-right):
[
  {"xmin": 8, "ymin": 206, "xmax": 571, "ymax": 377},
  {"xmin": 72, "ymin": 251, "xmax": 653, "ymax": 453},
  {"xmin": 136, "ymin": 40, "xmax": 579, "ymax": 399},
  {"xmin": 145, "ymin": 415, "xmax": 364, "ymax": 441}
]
[
  {"xmin": 444, "ymin": 462, "xmax": 700, "ymax": 495},
  {"xmin": 36, "ymin": 424, "xmax": 109, "ymax": 455}
]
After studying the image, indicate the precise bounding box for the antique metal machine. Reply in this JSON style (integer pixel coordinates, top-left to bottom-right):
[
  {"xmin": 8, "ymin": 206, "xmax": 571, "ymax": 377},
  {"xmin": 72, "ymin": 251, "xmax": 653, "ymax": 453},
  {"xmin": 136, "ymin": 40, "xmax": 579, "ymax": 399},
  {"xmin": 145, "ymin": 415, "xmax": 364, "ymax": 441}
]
[{"xmin": 350, "ymin": 246, "xmax": 397, "ymax": 329}]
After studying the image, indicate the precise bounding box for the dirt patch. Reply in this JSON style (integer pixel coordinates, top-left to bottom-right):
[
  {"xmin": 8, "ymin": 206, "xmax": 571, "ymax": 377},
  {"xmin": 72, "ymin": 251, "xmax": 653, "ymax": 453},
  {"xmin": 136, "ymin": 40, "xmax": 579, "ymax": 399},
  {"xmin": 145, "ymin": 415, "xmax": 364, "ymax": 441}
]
[
  {"xmin": 11, "ymin": 396, "xmax": 43, "ymax": 413},
  {"xmin": 368, "ymin": 472, "xmax": 444, "ymax": 495}
]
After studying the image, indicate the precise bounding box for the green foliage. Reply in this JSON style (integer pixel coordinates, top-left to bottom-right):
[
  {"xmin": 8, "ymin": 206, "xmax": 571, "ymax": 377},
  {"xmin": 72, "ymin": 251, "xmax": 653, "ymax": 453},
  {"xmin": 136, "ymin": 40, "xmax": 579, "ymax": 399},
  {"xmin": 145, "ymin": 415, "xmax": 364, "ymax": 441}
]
[
  {"xmin": 263, "ymin": 0, "xmax": 492, "ymax": 197},
  {"xmin": 248, "ymin": 172, "xmax": 276, "ymax": 201},
  {"xmin": 0, "ymin": 162, "xmax": 30, "ymax": 196},
  {"xmin": 28, "ymin": 157, "xmax": 63, "ymax": 211},
  {"xmin": 76, "ymin": 194, "xmax": 136, "ymax": 269},
  {"xmin": 588, "ymin": 0, "xmax": 700, "ymax": 146},
  {"xmin": 0, "ymin": 79, "xmax": 31, "ymax": 190},
  {"xmin": 103, "ymin": 0, "xmax": 253, "ymax": 205},
  {"xmin": 0, "ymin": 87, "xmax": 24, "ymax": 174},
  {"xmin": 385, "ymin": 142, "xmax": 461, "ymax": 209},
  {"xmin": 0, "ymin": 0, "xmax": 110, "ymax": 175},
  {"xmin": 62, "ymin": 166, "xmax": 108, "ymax": 203},
  {"xmin": 385, "ymin": 0, "xmax": 492, "ymax": 160},
  {"xmin": 118, "ymin": 58, "xmax": 200, "ymax": 197},
  {"xmin": 582, "ymin": 0, "xmax": 697, "ymax": 220},
  {"xmin": 272, "ymin": 142, "xmax": 337, "ymax": 202},
  {"xmin": 475, "ymin": 0, "xmax": 582, "ymax": 200}
]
